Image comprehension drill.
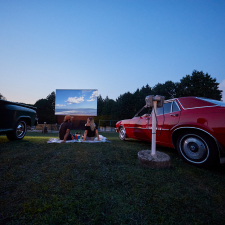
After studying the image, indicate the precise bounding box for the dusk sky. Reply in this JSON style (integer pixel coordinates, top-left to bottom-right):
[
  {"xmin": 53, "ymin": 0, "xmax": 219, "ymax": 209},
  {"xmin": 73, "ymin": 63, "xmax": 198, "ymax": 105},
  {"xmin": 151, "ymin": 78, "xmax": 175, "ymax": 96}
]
[{"xmin": 1, "ymin": 0, "xmax": 225, "ymax": 104}]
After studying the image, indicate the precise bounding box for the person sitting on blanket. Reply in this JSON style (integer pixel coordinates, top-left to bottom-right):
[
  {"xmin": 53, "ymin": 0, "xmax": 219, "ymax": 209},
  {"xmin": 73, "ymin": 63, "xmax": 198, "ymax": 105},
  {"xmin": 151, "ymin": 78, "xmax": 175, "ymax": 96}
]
[
  {"xmin": 59, "ymin": 115, "xmax": 74, "ymax": 142},
  {"xmin": 83, "ymin": 117, "xmax": 99, "ymax": 141}
]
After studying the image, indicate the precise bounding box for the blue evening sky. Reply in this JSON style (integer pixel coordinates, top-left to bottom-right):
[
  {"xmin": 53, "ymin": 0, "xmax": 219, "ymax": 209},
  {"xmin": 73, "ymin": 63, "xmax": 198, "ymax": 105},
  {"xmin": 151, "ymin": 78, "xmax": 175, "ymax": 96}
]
[
  {"xmin": 55, "ymin": 89, "xmax": 97, "ymax": 109},
  {"xmin": 1, "ymin": 0, "xmax": 225, "ymax": 103}
]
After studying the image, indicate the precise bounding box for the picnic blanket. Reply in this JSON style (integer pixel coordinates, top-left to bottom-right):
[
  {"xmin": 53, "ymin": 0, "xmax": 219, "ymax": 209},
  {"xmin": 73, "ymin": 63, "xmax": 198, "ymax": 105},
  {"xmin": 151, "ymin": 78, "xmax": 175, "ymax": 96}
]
[{"xmin": 47, "ymin": 135, "xmax": 110, "ymax": 143}]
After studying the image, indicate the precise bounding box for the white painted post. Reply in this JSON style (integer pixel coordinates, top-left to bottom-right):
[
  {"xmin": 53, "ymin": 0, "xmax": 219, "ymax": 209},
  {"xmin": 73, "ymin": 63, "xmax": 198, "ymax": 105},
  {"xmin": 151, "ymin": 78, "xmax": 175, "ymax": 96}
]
[{"xmin": 151, "ymin": 101, "xmax": 157, "ymax": 156}]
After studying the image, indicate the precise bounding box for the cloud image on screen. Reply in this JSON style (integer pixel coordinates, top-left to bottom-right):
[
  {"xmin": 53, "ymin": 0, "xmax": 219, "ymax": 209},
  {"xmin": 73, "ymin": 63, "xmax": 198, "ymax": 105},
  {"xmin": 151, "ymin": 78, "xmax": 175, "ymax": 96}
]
[{"xmin": 55, "ymin": 89, "xmax": 97, "ymax": 116}]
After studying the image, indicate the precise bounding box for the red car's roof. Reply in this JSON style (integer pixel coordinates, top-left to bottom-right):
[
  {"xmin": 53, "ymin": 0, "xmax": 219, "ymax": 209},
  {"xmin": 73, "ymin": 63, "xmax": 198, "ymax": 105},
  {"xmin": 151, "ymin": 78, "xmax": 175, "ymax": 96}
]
[{"xmin": 177, "ymin": 97, "xmax": 216, "ymax": 109}]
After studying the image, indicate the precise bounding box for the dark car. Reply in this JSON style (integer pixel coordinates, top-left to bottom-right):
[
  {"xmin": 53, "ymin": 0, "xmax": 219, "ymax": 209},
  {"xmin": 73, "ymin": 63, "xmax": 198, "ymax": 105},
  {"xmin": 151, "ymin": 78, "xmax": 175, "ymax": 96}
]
[
  {"xmin": 0, "ymin": 99, "xmax": 38, "ymax": 140},
  {"xmin": 116, "ymin": 97, "xmax": 225, "ymax": 167}
]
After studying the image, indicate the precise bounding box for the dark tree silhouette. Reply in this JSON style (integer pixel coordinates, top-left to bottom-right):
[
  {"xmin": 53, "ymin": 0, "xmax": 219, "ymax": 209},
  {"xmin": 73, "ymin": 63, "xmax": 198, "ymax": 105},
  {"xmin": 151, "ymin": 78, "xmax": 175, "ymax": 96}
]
[
  {"xmin": 34, "ymin": 92, "xmax": 57, "ymax": 124},
  {"xmin": 95, "ymin": 71, "xmax": 222, "ymax": 120},
  {"xmin": 176, "ymin": 70, "xmax": 222, "ymax": 100},
  {"xmin": 97, "ymin": 95, "xmax": 104, "ymax": 116},
  {"xmin": 0, "ymin": 93, "xmax": 6, "ymax": 100},
  {"xmin": 33, "ymin": 71, "xmax": 222, "ymax": 123}
]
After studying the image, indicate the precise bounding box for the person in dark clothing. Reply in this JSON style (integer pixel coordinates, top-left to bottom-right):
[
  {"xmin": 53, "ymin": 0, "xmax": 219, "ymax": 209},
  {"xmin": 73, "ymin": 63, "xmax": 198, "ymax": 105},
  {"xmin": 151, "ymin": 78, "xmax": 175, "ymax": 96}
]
[
  {"xmin": 59, "ymin": 115, "xmax": 74, "ymax": 141},
  {"xmin": 83, "ymin": 117, "xmax": 99, "ymax": 141}
]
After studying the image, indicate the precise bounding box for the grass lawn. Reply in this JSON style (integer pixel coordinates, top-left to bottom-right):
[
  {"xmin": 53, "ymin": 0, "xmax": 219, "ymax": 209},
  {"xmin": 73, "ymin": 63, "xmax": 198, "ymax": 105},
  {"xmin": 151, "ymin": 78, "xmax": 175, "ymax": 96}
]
[{"xmin": 1, "ymin": 131, "xmax": 225, "ymax": 224}]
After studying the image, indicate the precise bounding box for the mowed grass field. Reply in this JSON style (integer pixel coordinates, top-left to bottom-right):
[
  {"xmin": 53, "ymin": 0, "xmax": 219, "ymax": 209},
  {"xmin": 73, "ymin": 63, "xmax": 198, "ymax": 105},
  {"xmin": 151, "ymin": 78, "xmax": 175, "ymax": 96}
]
[{"xmin": 1, "ymin": 131, "xmax": 225, "ymax": 225}]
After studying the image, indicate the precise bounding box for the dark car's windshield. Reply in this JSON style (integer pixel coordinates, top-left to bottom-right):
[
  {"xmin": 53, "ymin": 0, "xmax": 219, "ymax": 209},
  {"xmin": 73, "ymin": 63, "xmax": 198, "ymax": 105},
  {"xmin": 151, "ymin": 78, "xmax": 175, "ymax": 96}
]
[{"xmin": 198, "ymin": 98, "xmax": 225, "ymax": 107}]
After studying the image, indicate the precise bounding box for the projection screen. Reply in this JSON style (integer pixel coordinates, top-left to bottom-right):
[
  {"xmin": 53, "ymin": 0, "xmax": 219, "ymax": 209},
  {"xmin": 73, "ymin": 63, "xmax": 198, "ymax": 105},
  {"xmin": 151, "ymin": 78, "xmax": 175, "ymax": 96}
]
[{"xmin": 55, "ymin": 89, "xmax": 97, "ymax": 116}]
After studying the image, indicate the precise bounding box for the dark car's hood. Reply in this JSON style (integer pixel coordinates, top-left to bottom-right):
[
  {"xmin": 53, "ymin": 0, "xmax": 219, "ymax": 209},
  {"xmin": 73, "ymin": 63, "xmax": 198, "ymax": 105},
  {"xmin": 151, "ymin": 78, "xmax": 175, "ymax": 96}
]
[{"xmin": 0, "ymin": 99, "xmax": 36, "ymax": 110}]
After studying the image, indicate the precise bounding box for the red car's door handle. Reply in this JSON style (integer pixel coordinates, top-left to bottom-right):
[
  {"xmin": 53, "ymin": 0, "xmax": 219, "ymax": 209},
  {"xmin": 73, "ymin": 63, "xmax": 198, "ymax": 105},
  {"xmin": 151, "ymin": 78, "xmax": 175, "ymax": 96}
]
[{"xmin": 170, "ymin": 114, "xmax": 178, "ymax": 117}]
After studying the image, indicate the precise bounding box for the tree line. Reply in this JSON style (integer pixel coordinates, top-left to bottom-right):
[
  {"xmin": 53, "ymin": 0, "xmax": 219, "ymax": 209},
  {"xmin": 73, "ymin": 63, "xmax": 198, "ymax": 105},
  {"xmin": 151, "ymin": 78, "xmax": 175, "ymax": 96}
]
[
  {"xmin": 0, "ymin": 70, "xmax": 223, "ymax": 124},
  {"xmin": 95, "ymin": 70, "xmax": 222, "ymax": 125}
]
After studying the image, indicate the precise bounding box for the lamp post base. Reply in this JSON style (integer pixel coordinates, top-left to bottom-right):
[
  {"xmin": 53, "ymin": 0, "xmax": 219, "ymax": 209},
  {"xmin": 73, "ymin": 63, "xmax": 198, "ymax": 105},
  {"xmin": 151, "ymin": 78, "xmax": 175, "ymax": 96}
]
[{"xmin": 138, "ymin": 150, "xmax": 171, "ymax": 169}]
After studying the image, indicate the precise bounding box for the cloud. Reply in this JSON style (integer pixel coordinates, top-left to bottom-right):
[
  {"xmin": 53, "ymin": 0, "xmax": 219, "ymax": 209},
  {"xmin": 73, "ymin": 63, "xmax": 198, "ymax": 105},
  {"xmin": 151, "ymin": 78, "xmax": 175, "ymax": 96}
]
[
  {"xmin": 87, "ymin": 99, "xmax": 95, "ymax": 102},
  {"xmin": 219, "ymin": 80, "xmax": 225, "ymax": 102},
  {"xmin": 65, "ymin": 96, "xmax": 84, "ymax": 104},
  {"xmin": 56, "ymin": 104, "xmax": 66, "ymax": 107},
  {"xmin": 87, "ymin": 90, "xmax": 98, "ymax": 102}
]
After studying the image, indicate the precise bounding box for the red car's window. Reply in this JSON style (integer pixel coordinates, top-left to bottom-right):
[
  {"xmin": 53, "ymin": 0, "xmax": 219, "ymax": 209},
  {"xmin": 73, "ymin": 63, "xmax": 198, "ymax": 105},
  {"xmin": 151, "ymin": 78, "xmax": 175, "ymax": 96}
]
[
  {"xmin": 156, "ymin": 102, "xmax": 172, "ymax": 115},
  {"xmin": 164, "ymin": 102, "xmax": 172, "ymax": 114},
  {"xmin": 172, "ymin": 101, "xmax": 180, "ymax": 112}
]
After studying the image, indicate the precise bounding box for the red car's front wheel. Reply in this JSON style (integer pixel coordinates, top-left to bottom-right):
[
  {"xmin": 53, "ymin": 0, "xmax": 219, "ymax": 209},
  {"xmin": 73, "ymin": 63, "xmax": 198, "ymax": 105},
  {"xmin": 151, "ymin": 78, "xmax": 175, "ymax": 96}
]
[{"xmin": 119, "ymin": 127, "xmax": 127, "ymax": 141}]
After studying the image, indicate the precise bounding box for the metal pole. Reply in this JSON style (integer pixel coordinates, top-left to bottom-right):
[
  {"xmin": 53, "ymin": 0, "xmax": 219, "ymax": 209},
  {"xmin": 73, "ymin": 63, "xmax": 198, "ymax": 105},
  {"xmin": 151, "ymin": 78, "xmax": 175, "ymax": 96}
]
[
  {"xmin": 151, "ymin": 101, "xmax": 157, "ymax": 156},
  {"xmin": 98, "ymin": 120, "xmax": 100, "ymax": 131}
]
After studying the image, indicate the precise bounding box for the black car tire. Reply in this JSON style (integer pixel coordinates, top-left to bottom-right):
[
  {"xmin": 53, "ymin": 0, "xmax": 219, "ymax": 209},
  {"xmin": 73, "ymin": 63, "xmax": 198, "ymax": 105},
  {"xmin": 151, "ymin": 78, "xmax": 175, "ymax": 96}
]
[
  {"xmin": 176, "ymin": 130, "xmax": 219, "ymax": 168},
  {"xmin": 119, "ymin": 126, "xmax": 127, "ymax": 141},
  {"xmin": 6, "ymin": 119, "xmax": 27, "ymax": 141}
]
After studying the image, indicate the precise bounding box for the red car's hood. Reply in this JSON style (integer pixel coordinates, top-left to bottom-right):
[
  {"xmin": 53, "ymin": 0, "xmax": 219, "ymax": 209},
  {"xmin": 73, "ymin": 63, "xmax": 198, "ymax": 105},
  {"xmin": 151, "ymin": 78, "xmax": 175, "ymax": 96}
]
[{"xmin": 116, "ymin": 119, "xmax": 131, "ymax": 127}]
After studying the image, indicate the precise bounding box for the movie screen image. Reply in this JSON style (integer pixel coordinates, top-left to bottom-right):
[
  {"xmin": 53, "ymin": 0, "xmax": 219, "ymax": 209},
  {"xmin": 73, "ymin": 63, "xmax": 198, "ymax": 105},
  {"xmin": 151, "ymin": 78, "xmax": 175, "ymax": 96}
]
[{"xmin": 55, "ymin": 89, "xmax": 97, "ymax": 116}]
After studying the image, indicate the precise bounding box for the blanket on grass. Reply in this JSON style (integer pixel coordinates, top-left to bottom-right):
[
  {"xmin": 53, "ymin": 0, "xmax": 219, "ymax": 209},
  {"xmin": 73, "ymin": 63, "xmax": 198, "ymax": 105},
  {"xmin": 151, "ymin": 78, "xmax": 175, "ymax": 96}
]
[{"xmin": 47, "ymin": 135, "xmax": 110, "ymax": 143}]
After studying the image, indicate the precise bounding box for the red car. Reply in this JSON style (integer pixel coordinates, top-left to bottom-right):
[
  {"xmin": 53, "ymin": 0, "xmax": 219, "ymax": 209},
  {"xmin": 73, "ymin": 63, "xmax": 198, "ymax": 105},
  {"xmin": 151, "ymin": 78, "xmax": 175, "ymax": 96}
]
[{"xmin": 116, "ymin": 97, "xmax": 225, "ymax": 167}]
